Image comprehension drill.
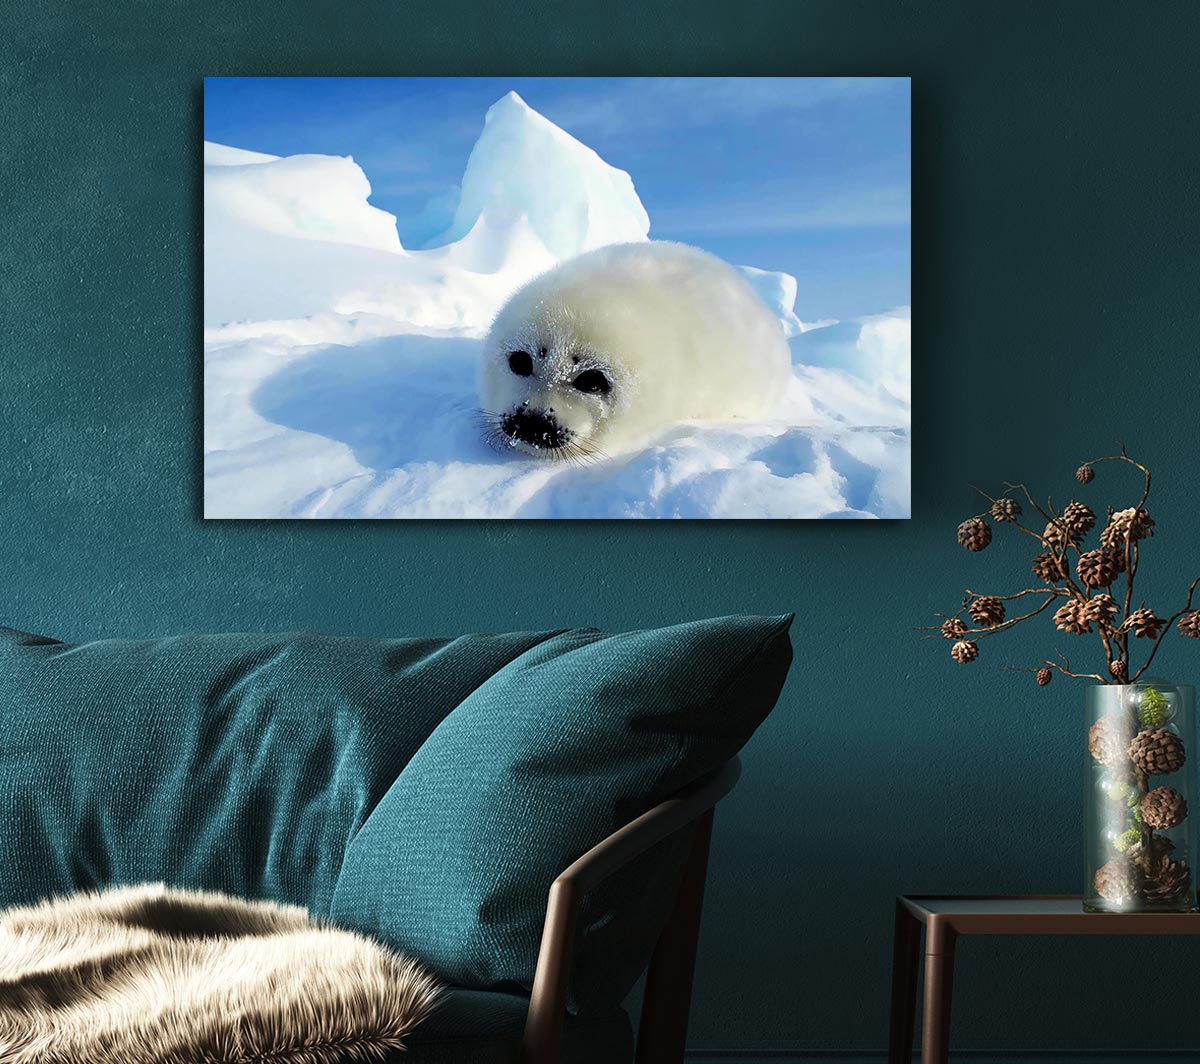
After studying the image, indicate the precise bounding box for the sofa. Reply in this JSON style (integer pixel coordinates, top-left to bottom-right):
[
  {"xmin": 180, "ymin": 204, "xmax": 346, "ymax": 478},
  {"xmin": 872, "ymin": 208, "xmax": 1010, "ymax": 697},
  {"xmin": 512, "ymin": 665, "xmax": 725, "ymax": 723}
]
[{"xmin": 0, "ymin": 614, "xmax": 793, "ymax": 1062}]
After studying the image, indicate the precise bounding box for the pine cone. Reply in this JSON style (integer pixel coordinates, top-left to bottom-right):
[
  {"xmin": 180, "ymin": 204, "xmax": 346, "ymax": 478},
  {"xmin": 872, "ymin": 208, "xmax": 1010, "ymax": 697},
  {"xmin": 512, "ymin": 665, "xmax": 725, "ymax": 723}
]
[
  {"xmin": 1032, "ymin": 552, "xmax": 1063, "ymax": 583},
  {"xmin": 1127, "ymin": 835, "xmax": 1175, "ymax": 870},
  {"xmin": 1109, "ymin": 659, "xmax": 1128, "ymax": 680},
  {"xmin": 991, "ymin": 497, "xmax": 1022, "ymax": 523},
  {"xmin": 1129, "ymin": 728, "xmax": 1187, "ymax": 775},
  {"xmin": 1083, "ymin": 594, "xmax": 1118, "ymax": 624},
  {"xmin": 1140, "ymin": 853, "xmax": 1191, "ymax": 904},
  {"xmin": 958, "ymin": 518, "xmax": 992, "ymax": 552},
  {"xmin": 1042, "ymin": 521, "xmax": 1075, "ymax": 551},
  {"xmin": 1077, "ymin": 549, "xmax": 1123, "ymax": 589},
  {"xmin": 1036, "ymin": 667, "xmax": 1052, "ymax": 686},
  {"xmin": 1178, "ymin": 611, "xmax": 1200, "ymax": 640},
  {"xmin": 1122, "ymin": 506, "xmax": 1155, "ymax": 540},
  {"xmin": 1076, "ymin": 464, "xmax": 1095, "ymax": 484},
  {"xmin": 969, "ymin": 596, "xmax": 1006, "ymax": 627},
  {"xmin": 1094, "ymin": 856, "xmax": 1139, "ymax": 901},
  {"xmin": 1088, "ymin": 713, "xmax": 1134, "ymax": 765},
  {"xmin": 940, "ymin": 617, "xmax": 968, "ymax": 640},
  {"xmin": 1124, "ymin": 607, "xmax": 1164, "ymax": 640},
  {"xmin": 1062, "ymin": 500, "xmax": 1096, "ymax": 537},
  {"xmin": 1141, "ymin": 787, "xmax": 1188, "ymax": 830},
  {"xmin": 1054, "ymin": 600, "xmax": 1092, "ymax": 635},
  {"xmin": 951, "ymin": 640, "xmax": 978, "ymax": 664},
  {"xmin": 1101, "ymin": 507, "xmax": 1155, "ymax": 549}
]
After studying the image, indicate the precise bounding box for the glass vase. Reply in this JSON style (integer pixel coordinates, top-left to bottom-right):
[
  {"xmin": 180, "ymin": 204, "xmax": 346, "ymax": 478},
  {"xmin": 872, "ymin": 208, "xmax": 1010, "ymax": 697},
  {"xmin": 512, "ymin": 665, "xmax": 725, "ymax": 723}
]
[{"xmin": 1085, "ymin": 680, "xmax": 1197, "ymax": 912}]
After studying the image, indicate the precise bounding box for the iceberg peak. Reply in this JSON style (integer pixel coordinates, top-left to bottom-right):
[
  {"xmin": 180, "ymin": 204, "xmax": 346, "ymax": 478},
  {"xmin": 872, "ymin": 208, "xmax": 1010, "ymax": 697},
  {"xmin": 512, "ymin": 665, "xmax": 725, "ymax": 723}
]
[
  {"xmin": 488, "ymin": 90, "xmax": 534, "ymax": 117},
  {"xmin": 432, "ymin": 92, "xmax": 650, "ymax": 263}
]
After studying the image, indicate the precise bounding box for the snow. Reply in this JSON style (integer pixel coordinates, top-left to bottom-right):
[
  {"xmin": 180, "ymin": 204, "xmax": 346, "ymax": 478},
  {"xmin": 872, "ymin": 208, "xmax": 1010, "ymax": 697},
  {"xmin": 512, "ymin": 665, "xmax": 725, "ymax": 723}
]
[
  {"xmin": 205, "ymin": 151, "xmax": 403, "ymax": 253},
  {"xmin": 204, "ymin": 93, "xmax": 910, "ymax": 519},
  {"xmin": 737, "ymin": 265, "xmax": 830, "ymax": 338}
]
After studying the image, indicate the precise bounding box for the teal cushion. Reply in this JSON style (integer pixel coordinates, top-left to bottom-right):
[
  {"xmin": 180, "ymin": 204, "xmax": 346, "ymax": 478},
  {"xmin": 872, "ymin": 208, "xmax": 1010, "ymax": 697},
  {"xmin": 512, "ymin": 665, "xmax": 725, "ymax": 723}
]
[
  {"xmin": 0, "ymin": 626, "xmax": 562, "ymax": 913},
  {"xmin": 329, "ymin": 614, "xmax": 793, "ymax": 1015}
]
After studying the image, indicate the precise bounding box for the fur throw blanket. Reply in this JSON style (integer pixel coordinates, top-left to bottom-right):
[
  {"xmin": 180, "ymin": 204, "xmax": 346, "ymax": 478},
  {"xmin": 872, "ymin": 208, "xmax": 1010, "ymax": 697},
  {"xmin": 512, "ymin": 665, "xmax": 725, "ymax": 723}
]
[{"xmin": 0, "ymin": 884, "xmax": 441, "ymax": 1064}]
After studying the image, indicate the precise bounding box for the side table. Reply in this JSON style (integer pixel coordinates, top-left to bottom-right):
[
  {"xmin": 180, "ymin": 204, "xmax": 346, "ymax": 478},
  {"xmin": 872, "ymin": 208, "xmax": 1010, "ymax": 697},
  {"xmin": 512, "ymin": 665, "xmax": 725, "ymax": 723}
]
[{"xmin": 889, "ymin": 894, "xmax": 1200, "ymax": 1064}]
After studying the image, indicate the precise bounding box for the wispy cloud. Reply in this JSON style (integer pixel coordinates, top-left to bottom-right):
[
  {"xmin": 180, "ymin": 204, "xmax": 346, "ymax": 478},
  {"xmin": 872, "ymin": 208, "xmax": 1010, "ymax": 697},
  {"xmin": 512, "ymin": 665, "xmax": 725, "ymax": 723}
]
[
  {"xmin": 651, "ymin": 183, "xmax": 911, "ymax": 237},
  {"xmin": 537, "ymin": 77, "xmax": 906, "ymax": 138}
]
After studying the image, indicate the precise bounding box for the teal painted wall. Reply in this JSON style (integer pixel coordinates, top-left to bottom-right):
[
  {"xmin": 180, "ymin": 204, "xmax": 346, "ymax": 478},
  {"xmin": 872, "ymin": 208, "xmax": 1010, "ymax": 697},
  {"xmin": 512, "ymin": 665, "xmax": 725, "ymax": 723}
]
[{"xmin": 4, "ymin": 0, "xmax": 1200, "ymax": 1053}]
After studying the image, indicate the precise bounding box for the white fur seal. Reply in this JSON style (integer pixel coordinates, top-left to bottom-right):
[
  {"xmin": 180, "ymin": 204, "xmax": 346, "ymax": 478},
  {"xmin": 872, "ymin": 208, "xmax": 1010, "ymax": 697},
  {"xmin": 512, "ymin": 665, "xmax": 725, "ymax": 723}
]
[{"xmin": 478, "ymin": 241, "xmax": 792, "ymax": 459}]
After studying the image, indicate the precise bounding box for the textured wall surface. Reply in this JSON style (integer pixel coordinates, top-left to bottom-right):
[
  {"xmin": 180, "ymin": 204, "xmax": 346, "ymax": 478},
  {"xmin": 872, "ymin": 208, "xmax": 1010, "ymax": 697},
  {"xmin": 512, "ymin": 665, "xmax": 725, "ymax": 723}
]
[{"xmin": 3, "ymin": 1, "xmax": 1200, "ymax": 1053}]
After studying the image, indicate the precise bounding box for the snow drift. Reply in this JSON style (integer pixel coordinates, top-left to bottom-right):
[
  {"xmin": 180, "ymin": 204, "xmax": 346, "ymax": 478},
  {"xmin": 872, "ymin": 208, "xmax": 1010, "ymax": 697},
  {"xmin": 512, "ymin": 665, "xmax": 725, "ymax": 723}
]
[{"xmin": 204, "ymin": 92, "xmax": 910, "ymax": 519}]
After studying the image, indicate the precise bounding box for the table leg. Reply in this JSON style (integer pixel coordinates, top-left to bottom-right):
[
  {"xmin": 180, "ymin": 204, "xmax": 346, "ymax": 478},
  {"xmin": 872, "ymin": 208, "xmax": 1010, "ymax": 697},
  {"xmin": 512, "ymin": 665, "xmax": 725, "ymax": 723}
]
[
  {"xmin": 887, "ymin": 900, "xmax": 921, "ymax": 1064},
  {"xmin": 921, "ymin": 922, "xmax": 956, "ymax": 1064}
]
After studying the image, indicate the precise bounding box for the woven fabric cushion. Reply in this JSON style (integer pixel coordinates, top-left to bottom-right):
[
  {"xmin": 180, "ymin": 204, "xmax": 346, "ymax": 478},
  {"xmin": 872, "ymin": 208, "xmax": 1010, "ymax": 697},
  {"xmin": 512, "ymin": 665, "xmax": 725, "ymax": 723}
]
[
  {"xmin": 329, "ymin": 614, "xmax": 793, "ymax": 1014},
  {"xmin": 0, "ymin": 626, "xmax": 558, "ymax": 914}
]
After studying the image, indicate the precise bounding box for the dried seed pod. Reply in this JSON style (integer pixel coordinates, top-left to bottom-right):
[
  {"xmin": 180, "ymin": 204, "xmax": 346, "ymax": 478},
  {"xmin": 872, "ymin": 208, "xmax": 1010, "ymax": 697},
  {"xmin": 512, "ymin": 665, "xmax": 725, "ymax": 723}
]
[
  {"xmin": 1062, "ymin": 500, "xmax": 1096, "ymax": 537},
  {"xmin": 1101, "ymin": 507, "xmax": 1155, "ymax": 549},
  {"xmin": 1139, "ymin": 853, "xmax": 1191, "ymax": 903},
  {"xmin": 951, "ymin": 640, "xmax": 978, "ymax": 663},
  {"xmin": 990, "ymin": 497, "xmax": 1022, "ymax": 523},
  {"xmin": 1088, "ymin": 713, "xmax": 1134, "ymax": 766},
  {"xmin": 1127, "ymin": 835, "xmax": 1175, "ymax": 870},
  {"xmin": 1125, "ymin": 607, "xmax": 1165, "ymax": 640},
  {"xmin": 940, "ymin": 617, "xmax": 968, "ymax": 640},
  {"xmin": 1042, "ymin": 521, "xmax": 1072, "ymax": 551},
  {"xmin": 1036, "ymin": 668, "xmax": 1052, "ymax": 686},
  {"xmin": 1093, "ymin": 856, "xmax": 1139, "ymax": 901},
  {"xmin": 1054, "ymin": 601, "xmax": 1092, "ymax": 635},
  {"xmin": 1077, "ymin": 549, "xmax": 1123, "ymax": 589},
  {"xmin": 1032, "ymin": 552, "xmax": 1063, "ymax": 583},
  {"xmin": 957, "ymin": 518, "xmax": 992, "ymax": 552},
  {"xmin": 969, "ymin": 596, "xmax": 1006, "ymax": 627},
  {"xmin": 1141, "ymin": 787, "xmax": 1188, "ymax": 830},
  {"xmin": 1083, "ymin": 594, "xmax": 1118, "ymax": 624},
  {"xmin": 1129, "ymin": 728, "xmax": 1187, "ymax": 775}
]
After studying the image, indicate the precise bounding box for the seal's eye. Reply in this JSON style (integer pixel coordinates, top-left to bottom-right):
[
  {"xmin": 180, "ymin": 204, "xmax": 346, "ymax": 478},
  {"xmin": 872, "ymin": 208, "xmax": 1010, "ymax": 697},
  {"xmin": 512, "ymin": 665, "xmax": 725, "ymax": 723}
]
[
  {"xmin": 508, "ymin": 351, "xmax": 533, "ymax": 376},
  {"xmin": 573, "ymin": 370, "xmax": 611, "ymax": 395}
]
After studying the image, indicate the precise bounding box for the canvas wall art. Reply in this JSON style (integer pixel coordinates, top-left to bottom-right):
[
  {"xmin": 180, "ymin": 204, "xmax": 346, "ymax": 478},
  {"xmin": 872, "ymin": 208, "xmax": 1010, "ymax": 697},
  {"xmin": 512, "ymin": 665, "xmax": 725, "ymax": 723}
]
[{"xmin": 203, "ymin": 77, "xmax": 911, "ymax": 519}]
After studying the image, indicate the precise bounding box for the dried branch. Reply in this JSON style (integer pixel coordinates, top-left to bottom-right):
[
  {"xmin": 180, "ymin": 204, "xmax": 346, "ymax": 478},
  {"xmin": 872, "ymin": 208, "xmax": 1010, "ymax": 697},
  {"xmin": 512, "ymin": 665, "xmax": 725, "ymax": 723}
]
[
  {"xmin": 1087, "ymin": 443, "xmax": 1151, "ymax": 512},
  {"xmin": 1002, "ymin": 650, "xmax": 1107, "ymax": 684},
  {"xmin": 963, "ymin": 587, "xmax": 1063, "ymax": 604},
  {"xmin": 955, "ymin": 590, "xmax": 1064, "ymax": 640},
  {"xmin": 1131, "ymin": 575, "xmax": 1200, "ymax": 682},
  {"xmin": 1003, "ymin": 481, "xmax": 1055, "ymax": 526},
  {"xmin": 916, "ymin": 588, "xmax": 1065, "ymax": 641},
  {"xmin": 1048, "ymin": 649, "xmax": 1108, "ymax": 684},
  {"xmin": 1083, "ymin": 446, "xmax": 1150, "ymax": 657},
  {"xmin": 932, "ymin": 448, "xmax": 1196, "ymax": 686}
]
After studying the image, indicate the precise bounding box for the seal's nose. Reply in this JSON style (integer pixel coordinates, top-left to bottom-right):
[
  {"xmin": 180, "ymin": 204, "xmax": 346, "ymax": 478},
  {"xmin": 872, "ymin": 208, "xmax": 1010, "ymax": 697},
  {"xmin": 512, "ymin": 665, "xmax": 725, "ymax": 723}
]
[{"xmin": 503, "ymin": 409, "xmax": 568, "ymax": 449}]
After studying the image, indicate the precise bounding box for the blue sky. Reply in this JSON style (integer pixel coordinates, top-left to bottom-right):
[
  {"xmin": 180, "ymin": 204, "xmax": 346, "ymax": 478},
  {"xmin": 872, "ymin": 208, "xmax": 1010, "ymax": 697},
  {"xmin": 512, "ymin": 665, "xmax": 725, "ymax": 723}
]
[{"xmin": 203, "ymin": 77, "xmax": 910, "ymax": 320}]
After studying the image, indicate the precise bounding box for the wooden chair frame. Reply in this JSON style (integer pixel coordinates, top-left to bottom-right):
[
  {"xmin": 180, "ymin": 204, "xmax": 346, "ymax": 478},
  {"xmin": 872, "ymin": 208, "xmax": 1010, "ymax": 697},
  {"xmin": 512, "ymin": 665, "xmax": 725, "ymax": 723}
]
[{"xmin": 519, "ymin": 757, "xmax": 742, "ymax": 1064}]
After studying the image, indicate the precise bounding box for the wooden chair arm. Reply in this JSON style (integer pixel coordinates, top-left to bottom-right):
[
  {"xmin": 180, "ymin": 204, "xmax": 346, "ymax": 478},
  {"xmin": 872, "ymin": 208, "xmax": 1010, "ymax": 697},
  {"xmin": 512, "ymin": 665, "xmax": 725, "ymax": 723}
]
[{"xmin": 520, "ymin": 757, "xmax": 742, "ymax": 1064}]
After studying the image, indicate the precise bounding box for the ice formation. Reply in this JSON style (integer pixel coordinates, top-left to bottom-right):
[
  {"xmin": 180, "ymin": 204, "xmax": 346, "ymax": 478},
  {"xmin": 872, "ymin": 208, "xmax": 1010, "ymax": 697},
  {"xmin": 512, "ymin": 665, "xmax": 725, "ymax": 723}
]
[{"xmin": 433, "ymin": 91, "xmax": 650, "ymax": 263}]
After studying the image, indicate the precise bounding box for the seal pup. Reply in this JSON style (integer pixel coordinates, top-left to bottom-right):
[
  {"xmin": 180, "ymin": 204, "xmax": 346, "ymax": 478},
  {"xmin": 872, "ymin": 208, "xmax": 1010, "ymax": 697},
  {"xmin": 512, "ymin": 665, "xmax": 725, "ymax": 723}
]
[{"xmin": 478, "ymin": 241, "xmax": 792, "ymax": 460}]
